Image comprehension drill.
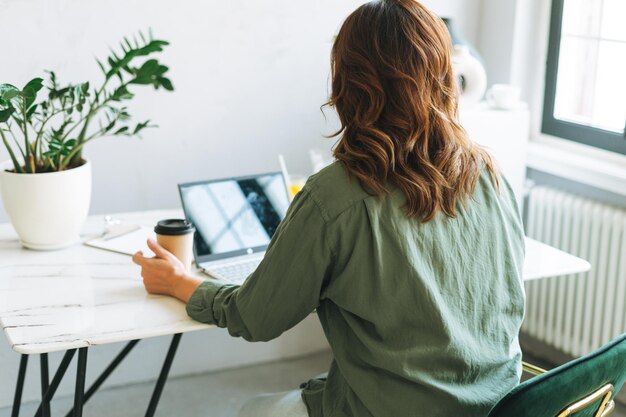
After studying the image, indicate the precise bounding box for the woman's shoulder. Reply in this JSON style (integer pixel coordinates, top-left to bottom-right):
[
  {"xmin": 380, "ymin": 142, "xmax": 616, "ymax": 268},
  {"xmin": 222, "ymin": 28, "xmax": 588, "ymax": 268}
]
[{"xmin": 302, "ymin": 161, "xmax": 371, "ymax": 222}]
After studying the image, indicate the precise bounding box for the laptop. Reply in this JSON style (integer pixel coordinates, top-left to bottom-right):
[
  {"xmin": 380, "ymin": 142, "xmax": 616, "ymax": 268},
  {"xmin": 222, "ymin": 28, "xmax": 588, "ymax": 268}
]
[{"xmin": 178, "ymin": 172, "xmax": 290, "ymax": 284}]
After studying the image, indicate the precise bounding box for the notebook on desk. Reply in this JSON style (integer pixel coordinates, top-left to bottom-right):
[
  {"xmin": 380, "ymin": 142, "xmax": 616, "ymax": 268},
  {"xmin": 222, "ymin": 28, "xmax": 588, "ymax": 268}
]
[{"xmin": 85, "ymin": 225, "xmax": 156, "ymax": 257}]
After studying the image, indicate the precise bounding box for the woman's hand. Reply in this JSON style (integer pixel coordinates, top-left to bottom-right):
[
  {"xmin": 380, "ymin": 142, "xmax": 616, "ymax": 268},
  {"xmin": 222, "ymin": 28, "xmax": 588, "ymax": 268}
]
[{"xmin": 132, "ymin": 239, "xmax": 203, "ymax": 303}]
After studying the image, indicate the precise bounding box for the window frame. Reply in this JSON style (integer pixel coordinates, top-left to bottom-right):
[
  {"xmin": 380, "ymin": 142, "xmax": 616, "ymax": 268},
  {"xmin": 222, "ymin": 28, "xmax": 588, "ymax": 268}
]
[{"xmin": 542, "ymin": 0, "xmax": 626, "ymax": 154}]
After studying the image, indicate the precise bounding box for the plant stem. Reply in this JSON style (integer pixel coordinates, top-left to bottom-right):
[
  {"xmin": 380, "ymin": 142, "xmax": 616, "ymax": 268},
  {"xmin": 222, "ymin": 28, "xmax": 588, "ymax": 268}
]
[
  {"xmin": 74, "ymin": 80, "xmax": 110, "ymax": 141},
  {"xmin": 61, "ymin": 111, "xmax": 89, "ymax": 143},
  {"xmin": 20, "ymin": 98, "xmax": 34, "ymax": 173},
  {"xmin": 28, "ymin": 153, "xmax": 35, "ymax": 173},
  {"xmin": 67, "ymin": 77, "xmax": 127, "ymax": 166},
  {"xmin": 34, "ymin": 106, "xmax": 66, "ymax": 153},
  {"xmin": 59, "ymin": 141, "xmax": 84, "ymax": 170},
  {"xmin": 0, "ymin": 129, "xmax": 23, "ymax": 173},
  {"xmin": 7, "ymin": 127, "xmax": 26, "ymax": 160}
]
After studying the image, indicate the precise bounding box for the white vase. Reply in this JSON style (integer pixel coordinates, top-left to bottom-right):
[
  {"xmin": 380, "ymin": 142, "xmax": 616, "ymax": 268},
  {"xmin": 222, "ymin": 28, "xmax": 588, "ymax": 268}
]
[
  {"xmin": 0, "ymin": 160, "xmax": 91, "ymax": 250},
  {"xmin": 452, "ymin": 45, "xmax": 488, "ymax": 104}
]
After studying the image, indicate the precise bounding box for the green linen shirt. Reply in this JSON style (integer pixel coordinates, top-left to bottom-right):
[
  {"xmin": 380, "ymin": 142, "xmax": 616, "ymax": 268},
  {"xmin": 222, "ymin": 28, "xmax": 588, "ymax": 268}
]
[{"xmin": 186, "ymin": 161, "xmax": 526, "ymax": 417}]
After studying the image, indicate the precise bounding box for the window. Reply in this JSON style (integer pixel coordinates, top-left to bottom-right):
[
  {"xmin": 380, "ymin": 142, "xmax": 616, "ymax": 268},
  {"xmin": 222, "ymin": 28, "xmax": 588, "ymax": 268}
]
[{"xmin": 542, "ymin": 0, "xmax": 626, "ymax": 154}]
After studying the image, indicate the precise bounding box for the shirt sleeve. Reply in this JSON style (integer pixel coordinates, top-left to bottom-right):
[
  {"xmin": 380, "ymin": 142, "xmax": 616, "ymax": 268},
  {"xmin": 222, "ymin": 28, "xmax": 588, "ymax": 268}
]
[{"xmin": 185, "ymin": 186, "xmax": 333, "ymax": 342}]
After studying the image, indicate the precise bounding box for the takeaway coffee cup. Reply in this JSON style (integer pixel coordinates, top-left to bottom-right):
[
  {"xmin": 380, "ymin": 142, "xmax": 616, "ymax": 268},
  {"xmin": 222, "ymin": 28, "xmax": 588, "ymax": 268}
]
[{"xmin": 154, "ymin": 219, "xmax": 195, "ymax": 270}]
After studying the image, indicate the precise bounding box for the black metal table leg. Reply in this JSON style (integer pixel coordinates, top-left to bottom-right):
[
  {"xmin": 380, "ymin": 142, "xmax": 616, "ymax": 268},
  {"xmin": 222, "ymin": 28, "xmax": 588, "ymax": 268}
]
[
  {"xmin": 40, "ymin": 354, "xmax": 50, "ymax": 417},
  {"xmin": 145, "ymin": 333, "xmax": 182, "ymax": 417},
  {"xmin": 34, "ymin": 349, "xmax": 77, "ymax": 417},
  {"xmin": 11, "ymin": 336, "xmax": 179, "ymax": 417},
  {"xmin": 11, "ymin": 355, "xmax": 28, "ymax": 417},
  {"xmin": 64, "ymin": 340, "xmax": 140, "ymax": 417},
  {"xmin": 73, "ymin": 348, "xmax": 88, "ymax": 417}
]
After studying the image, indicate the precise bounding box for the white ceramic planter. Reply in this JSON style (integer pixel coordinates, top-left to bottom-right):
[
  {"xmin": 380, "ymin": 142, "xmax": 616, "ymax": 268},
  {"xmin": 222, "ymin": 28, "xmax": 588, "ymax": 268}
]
[{"xmin": 0, "ymin": 160, "xmax": 91, "ymax": 250}]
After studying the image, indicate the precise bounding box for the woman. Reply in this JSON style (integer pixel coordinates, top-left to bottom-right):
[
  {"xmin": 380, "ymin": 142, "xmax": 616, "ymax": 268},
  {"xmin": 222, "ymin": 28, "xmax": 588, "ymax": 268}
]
[{"xmin": 132, "ymin": 1, "xmax": 525, "ymax": 416}]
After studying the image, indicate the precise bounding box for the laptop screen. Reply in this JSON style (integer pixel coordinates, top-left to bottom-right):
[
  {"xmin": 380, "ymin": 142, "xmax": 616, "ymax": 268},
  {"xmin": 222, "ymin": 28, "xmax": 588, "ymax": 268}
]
[{"xmin": 178, "ymin": 173, "xmax": 290, "ymax": 261}]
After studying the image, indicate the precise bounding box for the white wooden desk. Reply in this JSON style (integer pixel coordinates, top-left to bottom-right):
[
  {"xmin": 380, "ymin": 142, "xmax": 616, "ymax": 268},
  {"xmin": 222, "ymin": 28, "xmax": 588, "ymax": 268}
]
[
  {"xmin": 0, "ymin": 210, "xmax": 205, "ymax": 417},
  {"xmin": 0, "ymin": 210, "xmax": 590, "ymax": 417}
]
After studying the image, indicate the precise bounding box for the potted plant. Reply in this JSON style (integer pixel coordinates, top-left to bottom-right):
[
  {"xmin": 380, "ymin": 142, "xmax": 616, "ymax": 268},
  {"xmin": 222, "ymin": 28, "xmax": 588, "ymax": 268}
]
[{"xmin": 0, "ymin": 31, "xmax": 173, "ymax": 250}]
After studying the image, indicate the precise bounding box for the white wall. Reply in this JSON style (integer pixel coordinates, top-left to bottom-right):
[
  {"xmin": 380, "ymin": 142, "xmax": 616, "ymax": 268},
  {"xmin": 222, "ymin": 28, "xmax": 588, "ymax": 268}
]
[
  {"xmin": 0, "ymin": 0, "xmax": 482, "ymax": 224},
  {"xmin": 422, "ymin": 0, "xmax": 483, "ymax": 46},
  {"xmin": 0, "ymin": 0, "xmax": 484, "ymax": 409},
  {"xmin": 476, "ymin": 0, "xmax": 520, "ymax": 85},
  {"xmin": 509, "ymin": 0, "xmax": 554, "ymax": 133},
  {"xmin": 0, "ymin": 0, "xmax": 364, "ymax": 222}
]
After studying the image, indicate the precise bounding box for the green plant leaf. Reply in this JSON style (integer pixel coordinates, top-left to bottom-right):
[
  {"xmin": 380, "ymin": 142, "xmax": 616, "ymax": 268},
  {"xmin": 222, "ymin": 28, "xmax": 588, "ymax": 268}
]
[
  {"xmin": 139, "ymin": 59, "xmax": 159, "ymax": 73},
  {"xmin": 104, "ymin": 37, "xmax": 169, "ymax": 79},
  {"xmin": 103, "ymin": 118, "xmax": 116, "ymax": 132},
  {"xmin": 114, "ymin": 126, "xmax": 129, "ymax": 135},
  {"xmin": 46, "ymin": 70, "xmax": 57, "ymax": 89},
  {"xmin": 158, "ymin": 77, "xmax": 174, "ymax": 91},
  {"xmin": 49, "ymin": 85, "xmax": 71, "ymax": 100},
  {"xmin": 124, "ymin": 37, "xmax": 133, "ymax": 52},
  {"xmin": 0, "ymin": 84, "xmax": 20, "ymax": 101},
  {"xmin": 96, "ymin": 58, "xmax": 107, "ymax": 75},
  {"xmin": 109, "ymin": 106, "xmax": 131, "ymax": 121},
  {"xmin": 73, "ymin": 84, "xmax": 88, "ymax": 112},
  {"xmin": 109, "ymin": 85, "xmax": 134, "ymax": 101},
  {"xmin": 107, "ymin": 56, "xmax": 118, "ymax": 69},
  {"xmin": 51, "ymin": 118, "xmax": 73, "ymax": 137},
  {"xmin": 21, "ymin": 78, "xmax": 44, "ymax": 110},
  {"xmin": 132, "ymin": 119, "xmax": 154, "ymax": 135},
  {"xmin": 22, "ymin": 78, "xmax": 44, "ymax": 93},
  {"xmin": 0, "ymin": 106, "xmax": 15, "ymax": 123},
  {"xmin": 26, "ymin": 103, "xmax": 38, "ymax": 118},
  {"xmin": 130, "ymin": 59, "xmax": 168, "ymax": 86}
]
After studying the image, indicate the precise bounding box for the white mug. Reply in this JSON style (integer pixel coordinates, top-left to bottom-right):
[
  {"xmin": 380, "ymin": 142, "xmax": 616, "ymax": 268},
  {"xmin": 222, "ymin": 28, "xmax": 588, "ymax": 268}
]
[{"xmin": 486, "ymin": 84, "xmax": 521, "ymax": 110}]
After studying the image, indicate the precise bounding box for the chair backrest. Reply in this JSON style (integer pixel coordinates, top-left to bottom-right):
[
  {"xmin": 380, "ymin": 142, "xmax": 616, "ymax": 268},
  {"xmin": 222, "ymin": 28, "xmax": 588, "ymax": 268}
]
[{"xmin": 488, "ymin": 333, "xmax": 626, "ymax": 417}]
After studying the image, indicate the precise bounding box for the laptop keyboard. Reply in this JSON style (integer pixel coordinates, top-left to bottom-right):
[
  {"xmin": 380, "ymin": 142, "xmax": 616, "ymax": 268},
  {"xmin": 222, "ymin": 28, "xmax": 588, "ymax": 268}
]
[{"xmin": 203, "ymin": 257, "xmax": 263, "ymax": 285}]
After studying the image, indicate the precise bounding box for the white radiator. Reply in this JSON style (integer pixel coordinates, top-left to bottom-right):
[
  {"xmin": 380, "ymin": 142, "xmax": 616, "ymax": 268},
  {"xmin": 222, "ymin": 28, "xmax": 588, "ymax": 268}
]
[{"xmin": 523, "ymin": 186, "xmax": 626, "ymax": 357}]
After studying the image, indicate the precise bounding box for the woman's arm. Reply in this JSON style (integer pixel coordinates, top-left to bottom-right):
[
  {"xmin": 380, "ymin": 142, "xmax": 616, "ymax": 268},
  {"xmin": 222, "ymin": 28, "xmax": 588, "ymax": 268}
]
[
  {"xmin": 134, "ymin": 187, "xmax": 334, "ymax": 342},
  {"xmin": 188, "ymin": 188, "xmax": 333, "ymax": 342}
]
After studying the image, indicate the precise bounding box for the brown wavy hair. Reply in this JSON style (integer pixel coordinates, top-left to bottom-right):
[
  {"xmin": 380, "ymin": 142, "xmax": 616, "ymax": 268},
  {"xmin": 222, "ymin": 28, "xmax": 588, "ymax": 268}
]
[{"xmin": 326, "ymin": 0, "xmax": 499, "ymax": 221}]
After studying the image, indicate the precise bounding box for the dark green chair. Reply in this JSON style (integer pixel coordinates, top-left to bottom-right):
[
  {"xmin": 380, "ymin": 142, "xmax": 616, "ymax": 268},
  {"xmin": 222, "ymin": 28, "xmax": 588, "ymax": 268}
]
[{"xmin": 488, "ymin": 334, "xmax": 626, "ymax": 417}]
